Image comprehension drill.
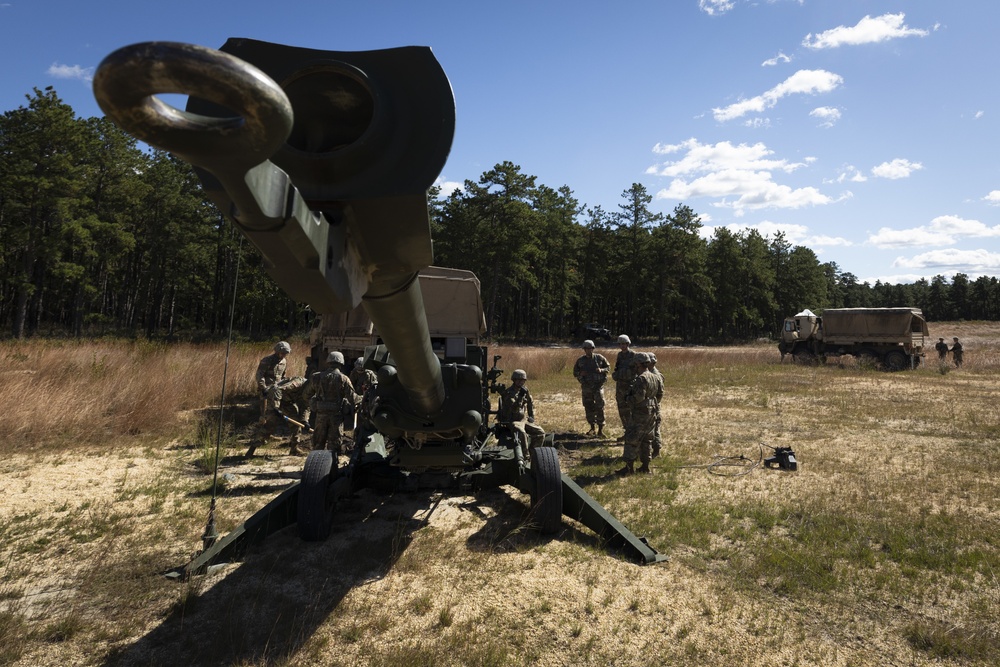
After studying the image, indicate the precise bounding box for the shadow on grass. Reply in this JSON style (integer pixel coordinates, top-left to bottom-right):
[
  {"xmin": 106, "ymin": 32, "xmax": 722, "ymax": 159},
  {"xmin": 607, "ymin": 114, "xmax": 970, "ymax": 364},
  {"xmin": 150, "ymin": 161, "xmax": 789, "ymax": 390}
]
[
  {"xmin": 102, "ymin": 489, "xmax": 437, "ymax": 667},
  {"xmin": 459, "ymin": 488, "xmax": 603, "ymax": 557}
]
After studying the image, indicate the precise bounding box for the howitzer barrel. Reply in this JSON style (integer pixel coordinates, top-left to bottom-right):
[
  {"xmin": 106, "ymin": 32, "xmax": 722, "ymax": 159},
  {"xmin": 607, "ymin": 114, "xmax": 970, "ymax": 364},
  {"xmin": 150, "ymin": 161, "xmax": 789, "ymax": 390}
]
[{"xmin": 93, "ymin": 39, "xmax": 455, "ymax": 415}]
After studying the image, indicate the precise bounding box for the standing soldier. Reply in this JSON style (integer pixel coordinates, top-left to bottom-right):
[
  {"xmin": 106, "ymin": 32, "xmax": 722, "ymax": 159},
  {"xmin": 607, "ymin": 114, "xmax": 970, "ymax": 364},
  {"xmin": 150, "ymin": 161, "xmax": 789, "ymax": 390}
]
[
  {"xmin": 618, "ymin": 353, "xmax": 662, "ymax": 475},
  {"xmin": 950, "ymin": 337, "xmax": 964, "ymax": 368},
  {"xmin": 498, "ymin": 369, "xmax": 546, "ymax": 451},
  {"xmin": 349, "ymin": 357, "xmax": 378, "ymax": 395},
  {"xmin": 647, "ymin": 352, "xmax": 664, "ymax": 458},
  {"xmin": 612, "ymin": 335, "xmax": 637, "ymax": 441},
  {"xmin": 246, "ymin": 341, "xmax": 291, "ymax": 457},
  {"xmin": 573, "ymin": 340, "xmax": 611, "ymax": 436},
  {"xmin": 308, "ymin": 351, "xmax": 358, "ymax": 455},
  {"xmin": 935, "ymin": 337, "xmax": 948, "ymax": 363}
]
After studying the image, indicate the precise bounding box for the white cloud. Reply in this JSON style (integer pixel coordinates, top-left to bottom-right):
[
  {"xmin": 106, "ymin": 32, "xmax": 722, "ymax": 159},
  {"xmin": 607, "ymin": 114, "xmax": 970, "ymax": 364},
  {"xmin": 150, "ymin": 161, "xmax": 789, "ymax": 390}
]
[
  {"xmin": 433, "ymin": 178, "xmax": 463, "ymax": 197},
  {"xmin": 648, "ymin": 138, "xmax": 808, "ymax": 177},
  {"xmin": 810, "ymin": 106, "xmax": 841, "ymax": 127},
  {"xmin": 699, "ymin": 0, "xmax": 735, "ymax": 16},
  {"xmin": 699, "ymin": 0, "xmax": 802, "ymax": 16},
  {"xmin": 891, "ymin": 248, "xmax": 1000, "ymax": 273},
  {"xmin": 827, "ymin": 166, "xmax": 867, "ymax": 184},
  {"xmin": 871, "ymin": 158, "xmax": 922, "ymax": 179},
  {"xmin": 648, "ymin": 138, "xmax": 835, "ymax": 216},
  {"xmin": 713, "ymin": 69, "xmax": 843, "ymax": 122},
  {"xmin": 868, "ymin": 215, "xmax": 1000, "ymax": 249},
  {"xmin": 975, "ymin": 110, "xmax": 985, "ymax": 120},
  {"xmin": 983, "ymin": 190, "xmax": 1000, "ymax": 205},
  {"xmin": 762, "ymin": 52, "xmax": 791, "ymax": 67},
  {"xmin": 744, "ymin": 117, "xmax": 771, "ymax": 129},
  {"xmin": 803, "ymin": 13, "xmax": 929, "ymax": 49},
  {"xmin": 48, "ymin": 63, "xmax": 94, "ymax": 82}
]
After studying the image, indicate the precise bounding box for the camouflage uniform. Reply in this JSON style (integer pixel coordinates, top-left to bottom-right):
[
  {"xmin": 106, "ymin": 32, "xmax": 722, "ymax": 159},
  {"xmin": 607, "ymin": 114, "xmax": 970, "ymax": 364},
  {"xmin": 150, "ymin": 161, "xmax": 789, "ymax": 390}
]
[
  {"xmin": 248, "ymin": 348, "xmax": 288, "ymax": 453},
  {"xmin": 951, "ymin": 338, "xmax": 964, "ymax": 367},
  {"xmin": 573, "ymin": 351, "xmax": 610, "ymax": 432},
  {"xmin": 622, "ymin": 355, "xmax": 662, "ymax": 472},
  {"xmin": 349, "ymin": 363, "xmax": 378, "ymax": 395},
  {"xmin": 255, "ymin": 351, "xmax": 287, "ymax": 409},
  {"xmin": 648, "ymin": 355, "xmax": 664, "ymax": 457},
  {"xmin": 498, "ymin": 382, "xmax": 545, "ymax": 451},
  {"xmin": 613, "ymin": 344, "xmax": 638, "ymax": 434},
  {"xmin": 276, "ymin": 376, "xmax": 311, "ymax": 448},
  {"xmin": 308, "ymin": 366, "xmax": 358, "ymax": 453}
]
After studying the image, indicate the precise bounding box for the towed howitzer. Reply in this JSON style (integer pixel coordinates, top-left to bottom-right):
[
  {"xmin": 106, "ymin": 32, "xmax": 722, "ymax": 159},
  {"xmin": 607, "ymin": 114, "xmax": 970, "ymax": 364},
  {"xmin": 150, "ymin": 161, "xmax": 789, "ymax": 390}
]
[{"xmin": 93, "ymin": 39, "xmax": 665, "ymax": 575}]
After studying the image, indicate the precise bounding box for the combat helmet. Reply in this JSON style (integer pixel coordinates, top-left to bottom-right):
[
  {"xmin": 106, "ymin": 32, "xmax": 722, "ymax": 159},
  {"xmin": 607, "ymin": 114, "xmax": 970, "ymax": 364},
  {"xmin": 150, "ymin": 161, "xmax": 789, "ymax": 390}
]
[{"xmin": 631, "ymin": 352, "xmax": 649, "ymax": 366}]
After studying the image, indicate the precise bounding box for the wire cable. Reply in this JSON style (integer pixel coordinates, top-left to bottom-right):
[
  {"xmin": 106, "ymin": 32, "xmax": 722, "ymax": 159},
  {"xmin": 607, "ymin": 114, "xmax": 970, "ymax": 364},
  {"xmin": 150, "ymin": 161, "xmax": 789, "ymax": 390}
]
[
  {"xmin": 201, "ymin": 233, "xmax": 244, "ymax": 550},
  {"xmin": 669, "ymin": 442, "xmax": 766, "ymax": 477}
]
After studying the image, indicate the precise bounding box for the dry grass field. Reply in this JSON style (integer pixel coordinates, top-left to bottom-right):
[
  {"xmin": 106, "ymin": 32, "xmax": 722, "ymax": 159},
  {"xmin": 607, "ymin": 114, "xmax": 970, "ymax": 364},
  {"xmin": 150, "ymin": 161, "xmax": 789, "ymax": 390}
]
[{"xmin": 1, "ymin": 322, "xmax": 998, "ymax": 666}]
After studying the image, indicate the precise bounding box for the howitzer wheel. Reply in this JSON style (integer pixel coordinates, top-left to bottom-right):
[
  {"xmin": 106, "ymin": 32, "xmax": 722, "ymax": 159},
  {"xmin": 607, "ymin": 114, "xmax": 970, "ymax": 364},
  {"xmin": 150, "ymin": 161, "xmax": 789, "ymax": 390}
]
[
  {"xmin": 529, "ymin": 446, "xmax": 563, "ymax": 534},
  {"xmin": 298, "ymin": 450, "xmax": 336, "ymax": 541}
]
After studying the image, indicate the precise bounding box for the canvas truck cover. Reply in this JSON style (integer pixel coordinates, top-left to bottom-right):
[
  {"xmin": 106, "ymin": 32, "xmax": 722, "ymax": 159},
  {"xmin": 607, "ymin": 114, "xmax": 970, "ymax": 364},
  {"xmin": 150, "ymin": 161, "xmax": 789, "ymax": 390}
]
[
  {"xmin": 312, "ymin": 266, "xmax": 485, "ymax": 345},
  {"xmin": 417, "ymin": 266, "xmax": 486, "ymax": 340},
  {"xmin": 821, "ymin": 308, "xmax": 928, "ymax": 338}
]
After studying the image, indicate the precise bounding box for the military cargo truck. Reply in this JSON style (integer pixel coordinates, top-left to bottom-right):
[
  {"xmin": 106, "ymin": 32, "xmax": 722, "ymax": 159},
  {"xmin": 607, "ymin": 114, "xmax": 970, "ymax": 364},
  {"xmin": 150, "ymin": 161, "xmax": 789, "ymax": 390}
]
[
  {"xmin": 308, "ymin": 266, "xmax": 486, "ymax": 371},
  {"xmin": 778, "ymin": 307, "xmax": 928, "ymax": 370}
]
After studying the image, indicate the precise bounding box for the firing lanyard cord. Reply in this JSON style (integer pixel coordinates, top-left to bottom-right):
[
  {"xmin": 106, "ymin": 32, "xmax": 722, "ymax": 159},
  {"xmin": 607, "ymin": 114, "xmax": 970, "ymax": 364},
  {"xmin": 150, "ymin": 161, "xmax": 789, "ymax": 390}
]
[
  {"xmin": 671, "ymin": 442, "xmax": 765, "ymax": 477},
  {"xmin": 202, "ymin": 234, "xmax": 244, "ymax": 547}
]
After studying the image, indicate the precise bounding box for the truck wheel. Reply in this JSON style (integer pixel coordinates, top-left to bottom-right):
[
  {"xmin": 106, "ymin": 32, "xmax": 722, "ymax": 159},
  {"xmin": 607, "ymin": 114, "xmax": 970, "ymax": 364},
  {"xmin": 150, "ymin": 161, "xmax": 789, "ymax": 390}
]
[
  {"xmin": 298, "ymin": 450, "xmax": 335, "ymax": 541},
  {"xmin": 884, "ymin": 350, "xmax": 908, "ymax": 371},
  {"xmin": 529, "ymin": 446, "xmax": 563, "ymax": 534}
]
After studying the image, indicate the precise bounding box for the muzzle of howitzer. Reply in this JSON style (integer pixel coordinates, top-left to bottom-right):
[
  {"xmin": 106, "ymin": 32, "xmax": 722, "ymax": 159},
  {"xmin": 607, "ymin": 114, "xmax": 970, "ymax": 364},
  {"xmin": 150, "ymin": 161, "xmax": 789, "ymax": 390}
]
[{"xmin": 92, "ymin": 39, "xmax": 456, "ymax": 416}]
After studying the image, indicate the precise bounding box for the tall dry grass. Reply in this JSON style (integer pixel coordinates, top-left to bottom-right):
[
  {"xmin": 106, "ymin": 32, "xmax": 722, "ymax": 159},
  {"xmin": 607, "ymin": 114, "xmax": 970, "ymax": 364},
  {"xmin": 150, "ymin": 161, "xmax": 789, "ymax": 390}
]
[
  {"xmin": 0, "ymin": 338, "xmax": 310, "ymax": 452},
  {"xmin": 4, "ymin": 326, "xmax": 994, "ymax": 453}
]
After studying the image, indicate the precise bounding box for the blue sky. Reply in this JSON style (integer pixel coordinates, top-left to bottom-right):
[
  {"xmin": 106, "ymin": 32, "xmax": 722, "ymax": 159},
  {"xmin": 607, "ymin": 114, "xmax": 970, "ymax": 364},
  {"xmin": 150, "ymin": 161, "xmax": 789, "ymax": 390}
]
[{"xmin": 2, "ymin": 0, "xmax": 998, "ymax": 286}]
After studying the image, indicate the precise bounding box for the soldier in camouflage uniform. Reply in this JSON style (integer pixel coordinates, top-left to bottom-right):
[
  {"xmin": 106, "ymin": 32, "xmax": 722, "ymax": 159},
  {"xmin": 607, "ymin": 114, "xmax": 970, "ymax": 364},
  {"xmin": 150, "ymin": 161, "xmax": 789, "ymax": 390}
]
[
  {"xmin": 572, "ymin": 340, "xmax": 610, "ymax": 436},
  {"xmin": 246, "ymin": 341, "xmax": 291, "ymax": 457},
  {"xmin": 349, "ymin": 357, "xmax": 378, "ymax": 395},
  {"xmin": 618, "ymin": 352, "xmax": 662, "ymax": 475},
  {"xmin": 277, "ymin": 376, "xmax": 311, "ymax": 455},
  {"xmin": 647, "ymin": 353, "xmax": 664, "ymax": 458},
  {"xmin": 498, "ymin": 369, "xmax": 545, "ymax": 451},
  {"xmin": 612, "ymin": 335, "xmax": 637, "ymax": 440},
  {"xmin": 307, "ymin": 351, "xmax": 358, "ymax": 455}
]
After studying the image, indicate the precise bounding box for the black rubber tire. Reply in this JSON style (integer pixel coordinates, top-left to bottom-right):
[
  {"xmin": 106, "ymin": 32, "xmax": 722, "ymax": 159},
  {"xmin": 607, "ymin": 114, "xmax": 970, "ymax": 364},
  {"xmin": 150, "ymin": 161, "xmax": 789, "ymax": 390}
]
[
  {"xmin": 529, "ymin": 446, "xmax": 563, "ymax": 534},
  {"xmin": 884, "ymin": 350, "xmax": 908, "ymax": 371},
  {"xmin": 298, "ymin": 450, "xmax": 335, "ymax": 541}
]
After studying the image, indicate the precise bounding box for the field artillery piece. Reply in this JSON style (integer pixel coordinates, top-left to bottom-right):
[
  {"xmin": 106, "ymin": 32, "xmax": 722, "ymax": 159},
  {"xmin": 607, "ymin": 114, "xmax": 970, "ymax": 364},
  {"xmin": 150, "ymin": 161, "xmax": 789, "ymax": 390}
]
[{"xmin": 93, "ymin": 39, "xmax": 666, "ymax": 574}]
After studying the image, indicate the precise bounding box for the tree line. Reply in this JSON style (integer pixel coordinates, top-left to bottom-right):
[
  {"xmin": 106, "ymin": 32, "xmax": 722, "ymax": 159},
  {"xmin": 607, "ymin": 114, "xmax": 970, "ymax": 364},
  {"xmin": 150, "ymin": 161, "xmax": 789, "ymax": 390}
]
[{"xmin": 2, "ymin": 88, "xmax": 998, "ymax": 343}]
